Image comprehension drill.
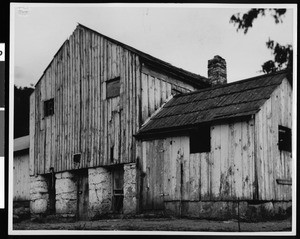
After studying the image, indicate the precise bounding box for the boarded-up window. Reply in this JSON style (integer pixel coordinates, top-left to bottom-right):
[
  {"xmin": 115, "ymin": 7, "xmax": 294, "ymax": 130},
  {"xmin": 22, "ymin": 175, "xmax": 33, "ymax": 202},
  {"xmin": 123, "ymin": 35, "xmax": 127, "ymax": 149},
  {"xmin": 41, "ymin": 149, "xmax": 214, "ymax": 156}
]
[
  {"xmin": 278, "ymin": 125, "xmax": 292, "ymax": 152},
  {"xmin": 44, "ymin": 98, "xmax": 54, "ymax": 117},
  {"xmin": 106, "ymin": 77, "xmax": 120, "ymax": 99},
  {"xmin": 190, "ymin": 125, "xmax": 211, "ymax": 153}
]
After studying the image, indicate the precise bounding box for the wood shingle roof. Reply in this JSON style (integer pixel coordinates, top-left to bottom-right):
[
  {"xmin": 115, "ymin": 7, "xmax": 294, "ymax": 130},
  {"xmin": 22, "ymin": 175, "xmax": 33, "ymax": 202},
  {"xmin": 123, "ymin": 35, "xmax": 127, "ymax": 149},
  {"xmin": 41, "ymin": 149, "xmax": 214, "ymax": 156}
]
[{"xmin": 136, "ymin": 70, "xmax": 289, "ymax": 139}]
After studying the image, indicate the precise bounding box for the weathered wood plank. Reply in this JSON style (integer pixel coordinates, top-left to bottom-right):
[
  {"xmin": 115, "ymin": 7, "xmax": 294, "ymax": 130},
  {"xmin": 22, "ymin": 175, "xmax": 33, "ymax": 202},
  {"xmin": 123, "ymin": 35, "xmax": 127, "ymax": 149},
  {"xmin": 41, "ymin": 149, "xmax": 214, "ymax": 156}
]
[
  {"xmin": 148, "ymin": 75, "xmax": 155, "ymax": 116},
  {"xmin": 53, "ymin": 55, "xmax": 58, "ymax": 172},
  {"xmin": 94, "ymin": 33, "xmax": 100, "ymax": 167},
  {"xmin": 188, "ymin": 153, "xmax": 200, "ymax": 201},
  {"xmin": 141, "ymin": 73, "xmax": 148, "ymax": 122},
  {"xmin": 90, "ymin": 31, "xmax": 95, "ymax": 168},
  {"xmin": 102, "ymin": 39, "xmax": 108, "ymax": 165},
  {"xmin": 35, "ymin": 86, "xmax": 39, "ymax": 175},
  {"xmin": 181, "ymin": 137, "xmax": 189, "ymax": 201},
  {"xmin": 241, "ymin": 121, "xmax": 250, "ymax": 199},
  {"xmin": 219, "ymin": 124, "xmax": 229, "ymax": 200},
  {"xmin": 69, "ymin": 34, "xmax": 73, "ymax": 170},
  {"xmin": 211, "ymin": 125, "xmax": 221, "ymax": 199},
  {"xmin": 166, "ymin": 83, "xmax": 172, "ymax": 99},
  {"xmin": 29, "ymin": 93, "xmax": 35, "ymax": 176},
  {"xmin": 128, "ymin": 52, "xmax": 133, "ymax": 163},
  {"xmin": 131, "ymin": 53, "xmax": 137, "ymax": 164},
  {"xmin": 233, "ymin": 121, "xmax": 242, "ymax": 199},
  {"xmin": 161, "ymin": 80, "xmax": 166, "ymax": 103}
]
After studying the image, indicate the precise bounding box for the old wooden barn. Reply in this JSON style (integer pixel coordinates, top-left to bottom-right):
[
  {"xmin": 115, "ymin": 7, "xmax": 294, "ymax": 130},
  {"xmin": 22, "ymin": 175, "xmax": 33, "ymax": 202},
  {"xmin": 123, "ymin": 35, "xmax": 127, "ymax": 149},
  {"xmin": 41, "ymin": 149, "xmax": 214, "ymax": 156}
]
[
  {"xmin": 28, "ymin": 24, "xmax": 293, "ymax": 220},
  {"xmin": 136, "ymin": 70, "xmax": 292, "ymax": 220},
  {"xmin": 29, "ymin": 24, "xmax": 209, "ymax": 219}
]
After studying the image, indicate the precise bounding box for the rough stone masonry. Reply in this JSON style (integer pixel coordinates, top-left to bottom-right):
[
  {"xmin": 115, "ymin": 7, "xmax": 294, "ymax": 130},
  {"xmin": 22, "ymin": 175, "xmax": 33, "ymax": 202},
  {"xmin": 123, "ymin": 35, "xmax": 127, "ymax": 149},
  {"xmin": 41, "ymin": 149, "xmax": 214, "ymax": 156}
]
[{"xmin": 88, "ymin": 167, "xmax": 112, "ymax": 218}]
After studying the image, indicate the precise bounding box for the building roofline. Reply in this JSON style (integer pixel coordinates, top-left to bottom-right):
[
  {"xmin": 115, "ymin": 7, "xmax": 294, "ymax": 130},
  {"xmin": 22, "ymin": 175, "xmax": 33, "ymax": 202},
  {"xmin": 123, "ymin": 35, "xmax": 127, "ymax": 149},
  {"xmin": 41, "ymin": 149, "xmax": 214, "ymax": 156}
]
[
  {"xmin": 171, "ymin": 69, "xmax": 288, "ymax": 99},
  {"xmin": 135, "ymin": 114, "xmax": 255, "ymax": 140},
  {"xmin": 35, "ymin": 23, "xmax": 210, "ymax": 88},
  {"xmin": 136, "ymin": 70, "xmax": 289, "ymax": 139}
]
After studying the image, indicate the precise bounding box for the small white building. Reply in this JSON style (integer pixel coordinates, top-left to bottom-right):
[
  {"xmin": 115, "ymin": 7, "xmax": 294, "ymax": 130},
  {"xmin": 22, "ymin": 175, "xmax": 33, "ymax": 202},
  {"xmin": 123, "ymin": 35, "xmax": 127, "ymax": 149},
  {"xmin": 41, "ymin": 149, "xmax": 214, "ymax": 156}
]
[{"xmin": 13, "ymin": 135, "xmax": 30, "ymax": 218}]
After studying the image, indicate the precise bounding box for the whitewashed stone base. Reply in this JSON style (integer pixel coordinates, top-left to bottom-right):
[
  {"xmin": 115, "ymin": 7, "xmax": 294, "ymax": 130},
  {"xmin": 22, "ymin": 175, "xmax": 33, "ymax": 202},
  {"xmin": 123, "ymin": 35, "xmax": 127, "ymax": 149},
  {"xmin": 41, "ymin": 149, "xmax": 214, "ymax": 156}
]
[
  {"xmin": 30, "ymin": 175, "xmax": 49, "ymax": 215},
  {"xmin": 55, "ymin": 172, "xmax": 77, "ymax": 217},
  {"xmin": 88, "ymin": 167, "xmax": 112, "ymax": 218},
  {"xmin": 123, "ymin": 163, "xmax": 137, "ymax": 214}
]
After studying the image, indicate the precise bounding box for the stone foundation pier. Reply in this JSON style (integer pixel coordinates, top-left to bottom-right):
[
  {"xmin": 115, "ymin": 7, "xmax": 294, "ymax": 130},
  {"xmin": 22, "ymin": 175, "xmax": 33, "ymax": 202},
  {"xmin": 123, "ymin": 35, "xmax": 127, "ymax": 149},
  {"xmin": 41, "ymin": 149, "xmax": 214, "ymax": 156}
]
[
  {"xmin": 123, "ymin": 163, "xmax": 137, "ymax": 214},
  {"xmin": 88, "ymin": 167, "xmax": 112, "ymax": 219},
  {"xmin": 55, "ymin": 172, "xmax": 77, "ymax": 218},
  {"xmin": 30, "ymin": 175, "xmax": 49, "ymax": 215}
]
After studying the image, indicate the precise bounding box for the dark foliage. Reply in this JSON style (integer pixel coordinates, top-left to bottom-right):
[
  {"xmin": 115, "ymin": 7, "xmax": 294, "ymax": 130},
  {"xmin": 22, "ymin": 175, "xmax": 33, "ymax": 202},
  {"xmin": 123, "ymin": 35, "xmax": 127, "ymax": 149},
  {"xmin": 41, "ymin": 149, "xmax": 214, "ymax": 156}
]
[
  {"xmin": 230, "ymin": 8, "xmax": 292, "ymax": 74},
  {"xmin": 262, "ymin": 39, "xmax": 293, "ymax": 74},
  {"xmin": 14, "ymin": 85, "xmax": 34, "ymax": 138},
  {"xmin": 230, "ymin": 8, "xmax": 286, "ymax": 34}
]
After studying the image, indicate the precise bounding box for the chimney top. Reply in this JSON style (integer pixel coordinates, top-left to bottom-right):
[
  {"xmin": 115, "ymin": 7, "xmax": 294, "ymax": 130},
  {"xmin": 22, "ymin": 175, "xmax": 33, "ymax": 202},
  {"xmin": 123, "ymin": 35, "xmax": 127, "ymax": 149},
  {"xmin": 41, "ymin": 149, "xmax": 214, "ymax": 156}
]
[{"xmin": 208, "ymin": 55, "xmax": 227, "ymax": 86}]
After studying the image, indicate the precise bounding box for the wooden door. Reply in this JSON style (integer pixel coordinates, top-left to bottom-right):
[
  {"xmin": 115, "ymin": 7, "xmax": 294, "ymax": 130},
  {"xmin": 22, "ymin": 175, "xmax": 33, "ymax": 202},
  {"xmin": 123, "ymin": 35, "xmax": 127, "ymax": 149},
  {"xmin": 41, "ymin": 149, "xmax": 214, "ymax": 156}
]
[
  {"xmin": 77, "ymin": 170, "xmax": 89, "ymax": 220},
  {"xmin": 112, "ymin": 167, "xmax": 124, "ymax": 213},
  {"xmin": 143, "ymin": 139, "xmax": 165, "ymax": 211}
]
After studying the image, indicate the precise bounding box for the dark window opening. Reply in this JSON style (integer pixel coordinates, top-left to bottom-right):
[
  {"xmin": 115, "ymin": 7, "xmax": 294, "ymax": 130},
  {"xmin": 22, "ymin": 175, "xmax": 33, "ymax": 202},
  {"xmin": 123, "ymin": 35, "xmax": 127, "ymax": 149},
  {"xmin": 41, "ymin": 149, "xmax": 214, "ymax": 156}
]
[
  {"xmin": 44, "ymin": 98, "xmax": 54, "ymax": 117},
  {"xmin": 278, "ymin": 125, "xmax": 292, "ymax": 152},
  {"xmin": 110, "ymin": 146, "xmax": 114, "ymax": 163},
  {"xmin": 106, "ymin": 77, "xmax": 120, "ymax": 99},
  {"xmin": 190, "ymin": 125, "xmax": 211, "ymax": 153},
  {"xmin": 73, "ymin": 154, "xmax": 81, "ymax": 164}
]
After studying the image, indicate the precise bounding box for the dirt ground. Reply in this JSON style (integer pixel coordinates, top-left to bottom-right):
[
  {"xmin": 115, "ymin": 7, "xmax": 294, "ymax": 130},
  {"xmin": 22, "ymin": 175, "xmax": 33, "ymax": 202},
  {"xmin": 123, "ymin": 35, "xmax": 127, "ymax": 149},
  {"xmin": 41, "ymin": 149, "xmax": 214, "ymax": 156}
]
[{"xmin": 13, "ymin": 217, "xmax": 292, "ymax": 232}]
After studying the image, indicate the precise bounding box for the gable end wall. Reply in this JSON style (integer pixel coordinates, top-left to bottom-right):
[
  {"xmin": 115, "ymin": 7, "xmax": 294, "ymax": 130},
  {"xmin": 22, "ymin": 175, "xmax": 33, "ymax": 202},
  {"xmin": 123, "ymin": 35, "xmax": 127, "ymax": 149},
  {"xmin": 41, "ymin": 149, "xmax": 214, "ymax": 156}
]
[
  {"xmin": 30, "ymin": 26, "xmax": 203, "ymax": 175},
  {"xmin": 254, "ymin": 78, "xmax": 292, "ymax": 201}
]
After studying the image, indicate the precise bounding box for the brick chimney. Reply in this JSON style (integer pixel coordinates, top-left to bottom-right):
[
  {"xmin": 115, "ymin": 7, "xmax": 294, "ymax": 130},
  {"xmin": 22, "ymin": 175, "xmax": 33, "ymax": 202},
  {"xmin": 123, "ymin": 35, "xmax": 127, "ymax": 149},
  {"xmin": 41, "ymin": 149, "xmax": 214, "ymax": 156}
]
[{"xmin": 208, "ymin": 55, "xmax": 227, "ymax": 86}]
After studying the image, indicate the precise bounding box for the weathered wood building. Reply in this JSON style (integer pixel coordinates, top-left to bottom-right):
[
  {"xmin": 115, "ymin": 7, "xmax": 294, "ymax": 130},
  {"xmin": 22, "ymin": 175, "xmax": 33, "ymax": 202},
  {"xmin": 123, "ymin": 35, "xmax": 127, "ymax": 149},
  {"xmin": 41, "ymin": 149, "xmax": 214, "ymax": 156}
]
[
  {"xmin": 29, "ymin": 24, "xmax": 292, "ymax": 220},
  {"xmin": 29, "ymin": 24, "xmax": 209, "ymax": 219},
  {"xmin": 136, "ymin": 69, "xmax": 293, "ymax": 220}
]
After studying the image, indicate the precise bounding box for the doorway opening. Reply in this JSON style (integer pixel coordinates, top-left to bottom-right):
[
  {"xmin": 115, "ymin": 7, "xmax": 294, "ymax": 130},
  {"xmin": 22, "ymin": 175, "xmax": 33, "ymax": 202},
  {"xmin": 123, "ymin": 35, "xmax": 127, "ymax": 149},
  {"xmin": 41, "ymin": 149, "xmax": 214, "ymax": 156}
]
[
  {"xmin": 112, "ymin": 166, "xmax": 124, "ymax": 213},
  {"xmin": 75, "ymin": 169, "xmax": 89, "ymax": 220},
  {"xmin": 44, "ymin": 171, "xmax": 56, "ymax": 214}
]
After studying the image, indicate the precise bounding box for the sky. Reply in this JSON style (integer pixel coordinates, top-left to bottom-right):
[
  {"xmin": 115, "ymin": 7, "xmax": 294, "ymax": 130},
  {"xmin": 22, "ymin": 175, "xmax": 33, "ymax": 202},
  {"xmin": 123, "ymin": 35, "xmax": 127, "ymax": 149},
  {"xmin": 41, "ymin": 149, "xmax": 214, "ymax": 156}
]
[{"xmin": 11, "ymin": 3, "xmax": 295, "ymax": 87}]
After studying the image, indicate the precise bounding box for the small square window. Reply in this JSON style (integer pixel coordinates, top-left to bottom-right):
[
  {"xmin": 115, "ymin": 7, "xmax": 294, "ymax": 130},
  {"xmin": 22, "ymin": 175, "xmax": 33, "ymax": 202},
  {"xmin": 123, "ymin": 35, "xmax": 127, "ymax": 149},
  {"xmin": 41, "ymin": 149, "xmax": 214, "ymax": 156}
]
[
  {"xmin": 278, "ymin": 125, "xmax": 292, "ymax": 152},
  {"xmin": 73, "ymin": 154, "xmax": 81, "ymax": 163},
  {"xmin": 106, "ymin": 77, "xmax": 120, "ymax": 99},
  {"xmin": 190, "ymin": 125, "xmax": 211, "ymax": 154},
  {"xmin": 44, "ymin": 98, "xmax": 54, "ymax": 117}
]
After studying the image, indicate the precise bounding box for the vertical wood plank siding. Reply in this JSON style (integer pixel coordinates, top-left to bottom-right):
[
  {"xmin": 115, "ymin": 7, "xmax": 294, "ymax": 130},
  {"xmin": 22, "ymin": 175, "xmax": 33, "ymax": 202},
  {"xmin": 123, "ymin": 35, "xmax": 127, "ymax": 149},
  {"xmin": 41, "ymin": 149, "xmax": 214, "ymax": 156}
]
[
  {"xmin": 140, "ymin": 65, "xmax": 198, "ymax": 122},
  {"xmin": 14, "ymin": 154, "xmax": 31, "ymax": 201},
  {"xmin": 140, "ymin": 119, "xmax": 256, "ymax": 209},
  {"xmin": 255, "ymin": 79, "xmax": 292, "ymax": 201},
  {"xmin": 31, "ymin": 26, "xmax": 199, "ymax": 175},
  {"xmin": 29, "ymin": 93, "xmax": 35, "ymax": 176},
  {"xmin": 139, "ymin": 78, "xmax": 292, "ymax": 209}
]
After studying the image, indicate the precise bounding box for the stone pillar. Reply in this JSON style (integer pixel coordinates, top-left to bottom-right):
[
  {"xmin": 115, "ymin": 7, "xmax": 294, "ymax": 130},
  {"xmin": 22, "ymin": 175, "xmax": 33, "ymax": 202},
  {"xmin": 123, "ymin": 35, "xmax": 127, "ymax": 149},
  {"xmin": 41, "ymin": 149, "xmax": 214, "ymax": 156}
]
[
  {"xmin": 30, "ymin": 175, "xmax": 49, "ymax": 215},
  {"xmin": 55, "ymin": 172, "xmax": 77, "ymax": 218},
  {"xmin": 88, "ymin": 167, "xmax": 112, "ymax": 219},
  {"xmin": 123, "ymin": 163, "xmax": 137, "ymax": 214}
]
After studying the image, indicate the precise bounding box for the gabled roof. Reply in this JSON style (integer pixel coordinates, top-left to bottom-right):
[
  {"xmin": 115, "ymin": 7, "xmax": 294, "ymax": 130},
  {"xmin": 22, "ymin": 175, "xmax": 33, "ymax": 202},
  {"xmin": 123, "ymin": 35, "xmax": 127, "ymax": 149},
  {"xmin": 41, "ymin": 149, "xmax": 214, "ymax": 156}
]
[
  {"xmin": 77, "ymin": 24, "xmax": 209, "ymax": 88},
  {"xmin": 36, "ymin": 23, "xmax": 209, "ymax": 89},
  {"xmin": 136, "ymin": 70, "xmax": 289, "ymax": 139}
]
